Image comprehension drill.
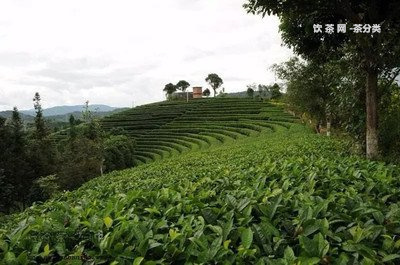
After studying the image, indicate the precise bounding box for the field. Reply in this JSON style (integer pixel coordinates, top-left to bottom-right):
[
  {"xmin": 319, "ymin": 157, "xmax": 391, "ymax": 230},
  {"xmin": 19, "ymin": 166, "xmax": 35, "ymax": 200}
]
[
  {"xmin": 1, "ymin": 99, "xmax": 400, "ymax": 264},
  {"xmin": 100, "ymin": 98, "xmax": 297, "ymax": 164}
]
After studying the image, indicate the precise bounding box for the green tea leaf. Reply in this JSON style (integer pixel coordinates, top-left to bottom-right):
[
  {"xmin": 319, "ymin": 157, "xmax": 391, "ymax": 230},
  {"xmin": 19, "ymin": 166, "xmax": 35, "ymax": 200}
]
[
  {"xmin": 133, "ymin": 257, "xmax": 144, "ymax": 265},
  {"xmin": 241, "ymin": 228, "xmax": 253, "ymax": 249},
  {"xmin": 382, "ymin": 254, "xmax": 400, "ymax": 262}
]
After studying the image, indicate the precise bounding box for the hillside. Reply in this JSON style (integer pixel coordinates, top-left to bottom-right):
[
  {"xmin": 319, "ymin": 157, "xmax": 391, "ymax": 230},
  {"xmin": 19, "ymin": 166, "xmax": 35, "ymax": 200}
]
[
  {"xmin": 1, "ymin": 99, "xmax": 400, "ymax": 264},
  {"xmin": 0, "ymin": 111, "xmax": 35, "ymax": 122},
  {"xmin": 101, "ymin": 98, "xmax": 297, "ymax": 164}
]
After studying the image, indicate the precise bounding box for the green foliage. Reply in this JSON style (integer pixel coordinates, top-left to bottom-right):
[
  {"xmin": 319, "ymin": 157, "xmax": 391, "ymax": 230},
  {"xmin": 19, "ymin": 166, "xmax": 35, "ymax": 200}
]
[
  {"xmin": 379, "ymin": 84, "xmax": 400, "ymax": 163},
  {"xmin": 31, "ymin": 93, "xmax": 59, "ymax": 178},
  {"xmin": 257, "ymin": 84, "xmax": 269, "ymax": 99},
  {"xmin": 203, "ymin": 88, "xmax": 210, "ymax": 97},
  {"xmin": 32, "ymin": 92, "xmax": 47, "ymax": 140},
  {"xmin": 244, "ymin": 0, "xmax": 400, "ymax": 159},
  {"xmin": 0, "ymin": 108, "xmax": 35, "ymax": 212},
  {"xmin": 68, "ymin": 114, "xmax": 77, "ymax": 140},
  {"xmin": 1, "ymin": 99, "xmax": 132, "ymax": 213},
  {"xmin": 274, "ymin": 55, "xmax": 400, "ymax": 161},
  {"xmin": 0, "ymin": 169, "xmax": 13, "ymax": 214},
  {"xmin": 205, "ymin": 73, "xmax": 223, "ymax": 97},
  {"xmin": 273, "ymin": 57, "xmax": 338, "ymax": 123},
  {"xmin": 104, "ymin": 135, "xmax": 136, "ymax": 172},
  {"xmin": 163, "ymin": 83, "xmax": 177, "ymax": 99},
  {"xmin": 244, "ymin": 0, "xmax": 400, "ymax": 67},
  {"xmin": 270, "ymin": 83, "xmax": 282, "ymax": 100},
  {"xmin": 58, "ymin": 135, "xmax": 103, "ymax": 190},
  {"xmin": 246, "ymin": 87, "xmax": 254, "ymax": 98},
  {"xmin": 32, "ymin": 175, "xmax": 61, "ymax": 199},
  {"xmin": 175, "ymin": 80, "xmax": 190, "ymax": 92},
  {"xmin": 1, "ymin": 124, "xmax": 400, "ymax": 263}
]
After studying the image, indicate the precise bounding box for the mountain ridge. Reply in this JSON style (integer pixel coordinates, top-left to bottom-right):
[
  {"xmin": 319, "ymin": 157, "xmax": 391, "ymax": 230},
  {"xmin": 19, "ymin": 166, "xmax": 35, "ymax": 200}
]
[
  {"xmin": 20, "ymin": 104, "xmax": 118, "ymax": 116},
  {"xmin": 0, "ymin": 104, "xmax": 127, "ymax": 122}
]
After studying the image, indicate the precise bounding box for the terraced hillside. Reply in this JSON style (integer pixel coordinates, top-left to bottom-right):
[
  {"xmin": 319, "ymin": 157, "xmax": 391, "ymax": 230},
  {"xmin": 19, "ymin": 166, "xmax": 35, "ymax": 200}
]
[
  {"xmin": 2, "ymin": 123, "xmax": 400, "ymax": 264},
  {"xmin": 101, "ymin": 98, "xmax": 298, "ymax": 164}
]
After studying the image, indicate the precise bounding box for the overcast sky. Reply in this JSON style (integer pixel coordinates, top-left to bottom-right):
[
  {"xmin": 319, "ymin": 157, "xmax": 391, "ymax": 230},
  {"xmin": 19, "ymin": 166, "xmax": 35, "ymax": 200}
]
[{"xmin": 0, "ymin": 0, "xmax": 293, "ymax": 111}]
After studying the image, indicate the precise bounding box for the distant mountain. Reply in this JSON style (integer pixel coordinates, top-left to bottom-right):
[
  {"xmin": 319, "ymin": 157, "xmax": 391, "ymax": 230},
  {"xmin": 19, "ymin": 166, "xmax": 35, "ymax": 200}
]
[
  {"xmin": 0, "ymin": 111, "xmax": 35, "ymax": 122},
  {"xmin": 0, "ymin": 105, "xmax": 128, "ymax": 123},
  {"xmin": 20, "ymin": 104, "xmax": 118, "ymax": 117},
  {"xmin": 45, "ymin": 108, "xmax": 129, "ymax": 122}
]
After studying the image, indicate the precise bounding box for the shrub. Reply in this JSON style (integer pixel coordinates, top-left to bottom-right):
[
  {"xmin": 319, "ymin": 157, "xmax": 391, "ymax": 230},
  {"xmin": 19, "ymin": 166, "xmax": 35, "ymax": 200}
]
[{"xmin": 104, "ymin": 135, "xmax": 136, "ymax": 172}]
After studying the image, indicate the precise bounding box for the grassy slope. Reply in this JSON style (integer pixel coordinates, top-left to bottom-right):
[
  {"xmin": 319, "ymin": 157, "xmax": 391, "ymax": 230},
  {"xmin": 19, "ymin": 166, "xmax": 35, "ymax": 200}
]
[{"xmin": 1, "ymin": 108, "xmax": 400, "ymax": 264}]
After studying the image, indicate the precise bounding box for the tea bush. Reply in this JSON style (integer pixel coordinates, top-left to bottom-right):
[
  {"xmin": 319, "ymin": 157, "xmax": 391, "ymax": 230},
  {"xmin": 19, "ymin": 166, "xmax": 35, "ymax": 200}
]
[{"xmin": 1, "ymin": 124, "xmax": 400, "ymax": 264}]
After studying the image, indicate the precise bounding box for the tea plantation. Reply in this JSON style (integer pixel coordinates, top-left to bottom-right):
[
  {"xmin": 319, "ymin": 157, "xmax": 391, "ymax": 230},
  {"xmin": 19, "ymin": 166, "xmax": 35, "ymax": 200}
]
[
  {"xmin": 1, "ymin": 99, "xmax": 400, "ymax": 264},
  {"xmin": 101, "ymin": 98, "xmax": 297, "ymax": 164}
]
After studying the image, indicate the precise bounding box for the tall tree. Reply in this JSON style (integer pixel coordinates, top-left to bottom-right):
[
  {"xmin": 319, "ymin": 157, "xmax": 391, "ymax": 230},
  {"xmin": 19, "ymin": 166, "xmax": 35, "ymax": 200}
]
[
  {"xmin": 163, "ymin": 83, "xmax": 177, "ymax": 99},
  {"xmin": 176, "ymin": 80, "xmax": 191, "ymax": 92},
  {"xmin": 33, "ymin": 92, "xmax": 47, "ymax": 140},
  {"xmin": 205, "ymin": 73, "xmax": 223, "ymax": 97},
  {"xmin": 0, "ymin": 117, "xmax": 13, "ymax": 212},
  {"xmin": 0, "ymin": 108, "xmax": 35, "ymax": 211},
  {"xmin": 31, "ymin": 92, "xmax": 58, "ymax": 178},
  {"xmin": 244, "ymin": 0, "xmax": 400, "ymax": 159},
  {"xmin": 10, "ymin": 107, "xmax": 26, "ymax": 153}
]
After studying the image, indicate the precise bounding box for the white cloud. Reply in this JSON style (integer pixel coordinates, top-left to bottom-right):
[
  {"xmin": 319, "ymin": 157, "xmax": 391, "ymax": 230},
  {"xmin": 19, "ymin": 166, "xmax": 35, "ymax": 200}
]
[{"xmin": 0, "ymin": 0, "xmax": 293, "ymax": 111}]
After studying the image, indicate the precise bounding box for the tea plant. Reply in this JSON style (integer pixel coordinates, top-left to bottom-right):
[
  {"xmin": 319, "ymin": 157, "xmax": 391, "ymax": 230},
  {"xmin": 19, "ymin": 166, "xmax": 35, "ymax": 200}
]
[{"xmin": 1, "ymin": 124, "xmax": 400, "ymax": 264}]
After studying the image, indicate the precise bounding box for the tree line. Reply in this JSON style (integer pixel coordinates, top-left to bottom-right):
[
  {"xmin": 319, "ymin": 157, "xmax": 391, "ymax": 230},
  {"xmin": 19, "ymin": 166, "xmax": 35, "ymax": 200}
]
[
  {"xmin": 163, "ymin": 73, "xmax": 224, "ymax": 99},
  {"xmin": 0, "ymin": 93, "xmax": 136, "ymax": 214},
  {"xmin": 244, "ymin": 0, "xmax": 400, "ymax": 160},
  {"xmin": 246, "ymin": 83, "xmax": 282, "ymax": 100}
]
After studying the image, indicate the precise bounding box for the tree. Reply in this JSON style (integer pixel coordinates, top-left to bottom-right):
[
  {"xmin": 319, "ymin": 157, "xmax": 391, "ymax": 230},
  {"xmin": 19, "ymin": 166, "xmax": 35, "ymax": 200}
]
[
  {"xmin": 0, "ymin": 118, "xmax": 14, "ymax": 212},
  {"xmin": 0, "ymin": 108, "xmax": 35, "ymax": 211},
  {"xmin": 33, "ymin": 92, "xmax": 47, "ymax": 140},
  {"xmin": 176, "ymin": 80, "xmax": 191, "ymax": 92},
  {"xmin": 82, "ymin": 100, "xmax": 92, "ymax": 123},
  {"xmin": 205, "ymin": 73, "xmax": 223, "ymax": 97},
  {"xmin": 163, "ymin": 83, "xmax": 177, "ymax": 99},
  {"xmin": 257, "ymin": 84, "xmax": 269, "ymax": 99},
  {"xmin": 0, "ymin": 168, "xmax": 13, "ymax": 213},
  {"xmin": 203, "ymin": 88, "xmax": 211, "ymax": 97},
  {"xmin": 68, "ymin": 114, "xmax": 77, "ymax": 140},
  {"xmin": 82, "ymin": 101, "xmax": 103, "ymax": 141},
  {"xmin": 30, "ymin": 92, "xmax": 58, "ymax": 178},
  {"xmin": 270, "ymin": 83, "xmax": 282, "ymax": 99},
  {"xmin": 58, "ymin": 103, "xmax": 105, "ymax": 190},
  {"xmin": 58, "ymin": 135, "xmax": 103, "ymax": 190},
  {"xmin": 273, "ymin": 57, "xmax": 343, "ymax": 133},
  {"xmin": 10, "ymin": 107, "xmax": 26, "ymax": 154},
  {"xmin": 378, "ymin": 83, "xmax": 400, "ymax": 162},
  {"xmin": 104, "ymin": 135, "xmax": 136, "ymax": 172},
  {"xmin": 244, "ymin": 0, "xmax": 400, "ymax": 159},
  {"xmin": 246, "ymin": 87, "xmax": 255, "ymax": 98}
]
